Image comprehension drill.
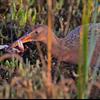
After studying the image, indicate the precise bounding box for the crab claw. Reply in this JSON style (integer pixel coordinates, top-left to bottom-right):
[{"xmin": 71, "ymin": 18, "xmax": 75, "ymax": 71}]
[
  {"xmin": 4, "ymin": 40, "xmax": 25, "ymax": 54},
  {"xmin": 0, "ymin": 45, "xmax": 9, "ymax": 50},
  {"xmin": 17, "ymin": 40, "xmax": 24, "ymax": 52}
]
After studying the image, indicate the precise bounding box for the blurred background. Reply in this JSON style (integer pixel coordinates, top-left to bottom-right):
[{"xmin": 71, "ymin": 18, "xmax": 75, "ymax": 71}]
[{"xmin": 0, "ymin": 0, "xmax": 100, "ymax": 99}]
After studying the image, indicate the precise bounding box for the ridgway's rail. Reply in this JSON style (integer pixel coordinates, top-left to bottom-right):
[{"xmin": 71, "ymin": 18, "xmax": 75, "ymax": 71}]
[{"xmin": 9, "ymin": 23, "xmax": 100, "ymax": 67}]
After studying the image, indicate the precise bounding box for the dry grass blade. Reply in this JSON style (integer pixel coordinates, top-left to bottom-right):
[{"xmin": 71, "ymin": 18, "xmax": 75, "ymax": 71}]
[
  {"xmin": 0, "ymin": 53, "xmax": 23, "ymax": 64},
  {"xmin": 64, "ymin": 0, "xmax": 75, "ymax": 36},
  {"xmin": 47, "ymin": 0, "xmax": 53, "ymax": 96},
  {"xmin": 36, "ymin": 42, "xmax": 47, "ymax": 70}
]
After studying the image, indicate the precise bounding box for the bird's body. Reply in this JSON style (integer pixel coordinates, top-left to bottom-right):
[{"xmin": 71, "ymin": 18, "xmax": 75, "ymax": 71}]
[
  {"xmin": 62, "ymin": 23, "xmax": 100, "ymax": 66},
  {"xmin": 9, "ymin": 23, "xmax": 100, "ymax": 67}
]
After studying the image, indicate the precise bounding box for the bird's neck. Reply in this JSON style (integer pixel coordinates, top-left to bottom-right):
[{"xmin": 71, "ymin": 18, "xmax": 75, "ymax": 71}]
[
  {"xmin": 50, "ymin": 33, "xmax": 69, "ymax": 60},
  {"xmin": 50, "ymin": 36, "xmax": 78, "ymax": 64}
]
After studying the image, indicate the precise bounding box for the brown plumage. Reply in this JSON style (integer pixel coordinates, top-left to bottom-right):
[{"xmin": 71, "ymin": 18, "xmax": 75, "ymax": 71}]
[{"xmin": 10, "ymin": 24, "xmax": 100, "ymax": 67}]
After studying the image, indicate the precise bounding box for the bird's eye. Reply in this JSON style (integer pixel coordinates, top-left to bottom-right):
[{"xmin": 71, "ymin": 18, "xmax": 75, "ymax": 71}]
[{"xmin": 35, "ymin": 31, "xmax": 39, "ymax": 35}]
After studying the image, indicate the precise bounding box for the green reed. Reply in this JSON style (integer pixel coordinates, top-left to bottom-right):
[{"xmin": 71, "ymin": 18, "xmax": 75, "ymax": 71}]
[
  {"xmin": 77, "ymin": 0, "xmax": 91, "ymax": 99},
  {"xmin": 77, "ymin": 0, "xmax": 98, "ymax": 99}
]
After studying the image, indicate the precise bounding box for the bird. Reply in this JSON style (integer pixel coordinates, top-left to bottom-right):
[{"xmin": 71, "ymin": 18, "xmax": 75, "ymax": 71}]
[{"xmin": 8, "ymin": 23, "xmax": 100, "ymax": 67}]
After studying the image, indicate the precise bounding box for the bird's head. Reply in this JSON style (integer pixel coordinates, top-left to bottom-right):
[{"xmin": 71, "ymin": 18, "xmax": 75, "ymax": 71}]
[
  {"xmin": 11, "ymin": 25, "xmax": 48, "ymax": 48},
  {"xmin": 20, "ymin": 25, "xmax": 48, "ymax": 43}
]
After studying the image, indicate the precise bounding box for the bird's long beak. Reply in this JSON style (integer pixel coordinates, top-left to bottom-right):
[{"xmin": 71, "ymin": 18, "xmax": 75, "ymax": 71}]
[
  {"xmin": 11, "ymin": 33, "xmax": 33, "ymax": 48},
  {"xmin": 19, "ymin": 33, "xmax": 33, "ymax": 43}
]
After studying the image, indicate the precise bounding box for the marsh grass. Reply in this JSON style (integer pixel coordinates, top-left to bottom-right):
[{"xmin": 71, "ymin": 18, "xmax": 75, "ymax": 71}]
[
  {"xmin": 77, "ymin": 0, "xmax": 99, "ymax": 99},
  {"xmin": 0, "ymin": 0, "xmax": 100, "ymax": 99}
]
